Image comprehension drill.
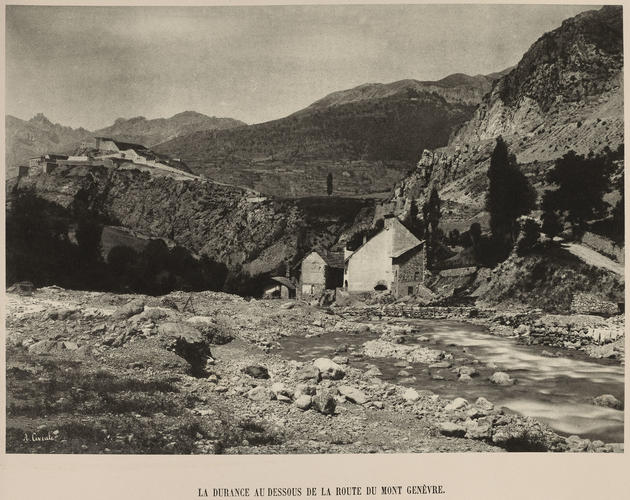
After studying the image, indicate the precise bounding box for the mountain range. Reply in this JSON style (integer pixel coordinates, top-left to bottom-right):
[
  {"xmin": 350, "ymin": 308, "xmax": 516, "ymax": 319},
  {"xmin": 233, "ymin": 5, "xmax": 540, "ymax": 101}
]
[
  {"xmin": 6, "ymin": 5, "xmax": 624, "ymax": 282},
  {"xmin": 4, "ymin": 111, "xmax": 246, "ymax": 178},
  {"xmin": 152, "ymin": 71, "xmax": 510, "ymax": 197},
  {"xmin": 391, "ymin": 5, "xmax": 624, "ymax": 225},
  {"xmin": 6, "ymin": 6, "xmax": 622, "ymax": 204}
]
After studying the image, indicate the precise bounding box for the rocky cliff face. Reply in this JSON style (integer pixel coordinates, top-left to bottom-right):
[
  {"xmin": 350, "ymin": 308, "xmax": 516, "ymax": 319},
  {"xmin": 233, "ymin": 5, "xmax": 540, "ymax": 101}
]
[
  {"xmin": 390, "ymin": 6, "xmax": 624, "ymax": 219},
  {"xmin": 12, "ymin": 166, "xmax": 371, "ymax": 275}
]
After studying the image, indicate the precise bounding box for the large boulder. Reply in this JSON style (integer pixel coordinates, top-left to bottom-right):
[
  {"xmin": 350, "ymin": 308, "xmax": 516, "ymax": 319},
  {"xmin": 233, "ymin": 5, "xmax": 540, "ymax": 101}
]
[
  {"xmin": 313, "ymin": 358, "xmax": 345, "ymax": 380},
  {"xmin": 474, "ymin": 397, "xmax": 495, "ymax": 412},
  {"xmin": 338, "ymin": 386, "xmax": 368, "ymax": 405},
  {"xmin": 294, "ymin": 395, "xmax": 312, "ymax": 411},
  {"xmin": 271, "ymin": 382, "xmax": 293, "ymax": 401},
  {"xmin": 47, "ymin": 307, "xmax": 80, "ymax": 320},
  {"xmin": 464, "ymin": 419, "xmax": 492, "ymax": 440},
  {"xmin": 158, "ymin": 322, "xmax": 211, "ymax": 377},
  {"xmin": 28, "ymin": 340, "xmax": 62, "ymax": 354},
  {"xmin": 489, "ymin": 372, "xmax": 516, "ymax": 386},
  {"xmin": 242, "ymin": 365, "xmax": 270, "ymax": 379},
  {"xmin": 455, "ymin": 366, "xmax": 479, "ymax": 377},
  {"xmin": 247, "ymin": 386, "xmax": 273, "ymax": 402},
  {"xmin": 7, "ymin": 281, "xmax": 35, "ymax": 296},
  {"xmin": 293, "ymin": 364, "xmax": 321, "ymax": 383},
  {"xmin": 111, "ymin": 298, "xmax": 145, "ymax": 321},
  {"xmin": 592, "ymin": 394, "xmax": 623, "ymax": 410},
  {"xmin": 445, "ymin": 397, "xmax": 469, "ymax": 411},
  {"xmin": 312, "ymin": 390, "xmax": 336, "ymax": 415},
  {"xmin": 439, "ymin": 422, "xmax": 466, "ymax": 437}
]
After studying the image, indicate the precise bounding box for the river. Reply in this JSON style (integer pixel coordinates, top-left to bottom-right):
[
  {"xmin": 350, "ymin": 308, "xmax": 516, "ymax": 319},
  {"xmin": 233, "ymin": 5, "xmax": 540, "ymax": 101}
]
[{"xmin": 277, "ymin": 319, "xmax": 624, "ymax": 443}]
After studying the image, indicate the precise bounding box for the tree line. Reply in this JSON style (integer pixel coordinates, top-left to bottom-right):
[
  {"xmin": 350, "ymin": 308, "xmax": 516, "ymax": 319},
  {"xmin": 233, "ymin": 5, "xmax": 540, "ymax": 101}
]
[{"xmin": 401, "ymin": 137, "xmax": 623, "ymax": 269}]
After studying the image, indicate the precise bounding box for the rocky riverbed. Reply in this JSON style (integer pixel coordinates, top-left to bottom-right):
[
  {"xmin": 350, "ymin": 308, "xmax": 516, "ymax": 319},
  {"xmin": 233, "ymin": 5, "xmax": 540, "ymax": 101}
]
[{"xmin": 4, "ymin": 287, "xmax": 624, "ymax": 454}]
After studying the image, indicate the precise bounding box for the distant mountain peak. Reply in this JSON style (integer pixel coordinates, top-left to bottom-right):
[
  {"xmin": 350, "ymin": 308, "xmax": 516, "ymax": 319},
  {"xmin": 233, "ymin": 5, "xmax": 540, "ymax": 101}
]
[{"xmin": 30, "ymin": 113, "xmax": 53, "ymax": 125}]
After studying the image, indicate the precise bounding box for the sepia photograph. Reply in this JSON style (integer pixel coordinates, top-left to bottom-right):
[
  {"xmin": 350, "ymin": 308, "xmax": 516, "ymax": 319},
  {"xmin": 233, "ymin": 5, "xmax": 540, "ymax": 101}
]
[{"xmin": 3, "ymin": 2, "xmax": 625, "ymax": 460}]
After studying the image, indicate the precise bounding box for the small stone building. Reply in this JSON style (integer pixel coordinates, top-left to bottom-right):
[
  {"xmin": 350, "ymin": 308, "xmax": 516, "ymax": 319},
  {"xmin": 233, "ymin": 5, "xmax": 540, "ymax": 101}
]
[
  {"xmin": 344, "ymin": 215, "xmax": 425, "ymax": 297},
  {"xmin": 262, "ymin": 277, "xmax": 296, "ymax": 299},
  {"xmin": 297, "ymin": 250, "xmax": 344, "ymax": 299}
]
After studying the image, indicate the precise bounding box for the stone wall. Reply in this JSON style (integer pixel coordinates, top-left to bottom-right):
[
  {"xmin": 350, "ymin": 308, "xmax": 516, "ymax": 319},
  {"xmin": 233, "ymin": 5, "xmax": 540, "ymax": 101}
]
[
  {"xmin": 336, "ymin": 304, "xmax": 493, "ymax": 320},
  {"xmin": 570, "ymin": 293, "xmax": 620, "ymax": 316},
  {"xmin": 438, "ymin": 266, "xmax": 477, "ymax": 277}
]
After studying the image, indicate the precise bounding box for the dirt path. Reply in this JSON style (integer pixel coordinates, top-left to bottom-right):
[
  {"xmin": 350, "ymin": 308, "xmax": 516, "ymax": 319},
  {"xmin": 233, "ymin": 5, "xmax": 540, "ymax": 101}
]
[{"xmin": 563, "ymin": 243, "xmax": 624, "ymax": 275}]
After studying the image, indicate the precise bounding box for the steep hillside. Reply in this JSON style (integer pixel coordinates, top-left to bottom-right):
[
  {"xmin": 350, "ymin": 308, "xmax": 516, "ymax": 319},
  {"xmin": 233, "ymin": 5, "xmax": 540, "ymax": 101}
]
[
  {"xmin": 154, "ymin": 73, "xmax": 506, "ymax": 197},
  {"xmin": 9, "ymin": 167, "xmax": 372, "ymax": 277},
  {"xmin": 94, "ymin": 111, "xmax": 246, "ymax": 148},
  {"xmin": 391, "ymin": 5, "xmax": 624, "ymax": 219},
  {"xmin": 5, "ymin": 114, "xmax": 92, "ymax": 178}
]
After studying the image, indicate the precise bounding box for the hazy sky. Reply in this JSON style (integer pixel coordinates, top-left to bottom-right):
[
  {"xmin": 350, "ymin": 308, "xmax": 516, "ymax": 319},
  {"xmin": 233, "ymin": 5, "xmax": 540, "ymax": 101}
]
[{"xmin": 6, "ymin": 4, "xmax": 596, "ymax": 130}]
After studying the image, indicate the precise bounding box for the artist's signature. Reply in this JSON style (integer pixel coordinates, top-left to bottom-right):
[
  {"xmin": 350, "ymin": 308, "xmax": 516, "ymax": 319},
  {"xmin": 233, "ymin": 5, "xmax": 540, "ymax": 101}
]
[{"xmin": 23, "ymin": 432, "xmax": 56, "ymax": 443}]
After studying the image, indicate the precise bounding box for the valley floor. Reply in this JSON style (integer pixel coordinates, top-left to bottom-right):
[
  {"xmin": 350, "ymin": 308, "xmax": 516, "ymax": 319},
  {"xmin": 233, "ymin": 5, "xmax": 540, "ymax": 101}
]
[{"xmin": 4, "ymin": 288, "xmax": 624, "ymax": 454}]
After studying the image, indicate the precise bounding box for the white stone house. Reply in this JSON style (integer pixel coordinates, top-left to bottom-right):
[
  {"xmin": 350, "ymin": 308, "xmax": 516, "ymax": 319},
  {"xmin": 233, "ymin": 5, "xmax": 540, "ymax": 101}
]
[{"xmin": 344, "ymin": 215, "xmax": 425, "ymax": 297}]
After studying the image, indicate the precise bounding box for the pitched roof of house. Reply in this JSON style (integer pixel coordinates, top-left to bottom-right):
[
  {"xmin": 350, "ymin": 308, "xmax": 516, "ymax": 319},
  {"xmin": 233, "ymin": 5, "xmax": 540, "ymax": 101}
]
[
  {"xmin": 270, "ymin": 276, "xmax": 296, "ymax": 289},
  {"xmin": 390, "ymin": 218, "xmax": 424, "ymax": 258},
  {"xmin": 319, "ymin": 251, "xmax": 344, "ymax": 269},
  {"xmin": 345, "ymin": 217, "xmax": 424, "ymax": 262},
  {"xmin": 293, "ymin": 250, "xmax": 345, "ymax": 270}
]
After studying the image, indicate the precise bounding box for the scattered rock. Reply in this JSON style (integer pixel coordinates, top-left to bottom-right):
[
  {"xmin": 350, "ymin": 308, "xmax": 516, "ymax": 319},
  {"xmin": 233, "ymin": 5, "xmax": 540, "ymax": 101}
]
[
  {"xmin": 281, "ymin": 302, "xmax": 295, "ymax": 310},
  {"xmin": 247, "ymin": 386, "xmax": 273, "ymax": 401},
  {"xmin": 313, "ymin": 358, "xmax": 345, "ymax": 380},
  {"xmin": 474, "ymin": 397, "xmax": 495, "ymax": 411},
  {"xmin": 28, "ymin": 340, "xmax": 61, "ymax": 354},
  {"xmin": 363, "ymin": 339, "xmax": 443, "ymax": 364},
  {"xmin": 592, "ymin": 394, "xmax": 623, "ymax": 410},
  {"xmin": 111, "ymin": 298, "xmax": 145, "ymax": 320},
  {"xmin": 439, "ymin": 422, "xmax": 466, "ymax": 437},
  {"xmin": 458, "ymin": 374, "xmax": 473, "ymax": 383},
  {"xmin": 402, "ymin": 388, "xmax": 420, "ymax": 403},
  {"xmin": 565, "ymin": 435, "xmax": 590, "ymax": 452},
  {"xmin": 429, "ymin": 361, "xmax": 452, "ymax": 369},
  {"xmin": 312, "ymin": 390, "xmax": 336, "ymax": 415},
  {"xmin": 294, "ymin": 384, "xmax": 317, "ymax": 397},
  {"xmin": 455, "ymin": 366, "xmax": 479, "ymax": 377},
  {"xmin": 294, "ymin": 395, "xmax": 312, "ymax": 410},
  {"xmin": 293, "ymin": 364, "xmax": 321, "ymax": 383},
  {"xmin": 158, "ymin": 322, "xmax": 212, "ymax": 377},
  {"xmin": 271, "ymin": 382, "xmax": 293, "ymax": 400},
  {"xmin": 364, "ymin": 365, "xmax": 383, "ymax": 377},
  {"xmin": 515, "ymin": 324, "xmax": 530, "ymax": 336},
  {"xmin": 445, "ymin": 397, "xmax": 468, "ymax": 411},
  {"xmin": 464, "ymin": 419, "xmax": 492, "ymax": 440},
  {"xmin": 338, "ymin": 386, "xmax": 368, "ymax": 405},
  {"xmin": 61, "ymin": 341, "xmax": 79, "ymax": 350},
  {"xmin": 489, "ymin": 371, "xmax": 516, "ymax": 386},
  {"xmin": 48, "ymin": 307, "xmax": 80, "ymax": 320},
  {"xmin": 7, "ymin": 281, "xmax": 35, "ymax": 295},
  {"xmin": 242, "ymin": 365, "xmax": 270, "ymax": 379},
  {"xmin": 332, "ymin": 355, "xmax": 349, "ymax": 365}
]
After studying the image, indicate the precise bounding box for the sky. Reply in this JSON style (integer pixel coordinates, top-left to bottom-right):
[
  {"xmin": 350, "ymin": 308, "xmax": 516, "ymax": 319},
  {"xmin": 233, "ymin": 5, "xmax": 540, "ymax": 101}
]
[{"xmin": 6, "ymin": 4, "xmax": 597, "ymax": 130}]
